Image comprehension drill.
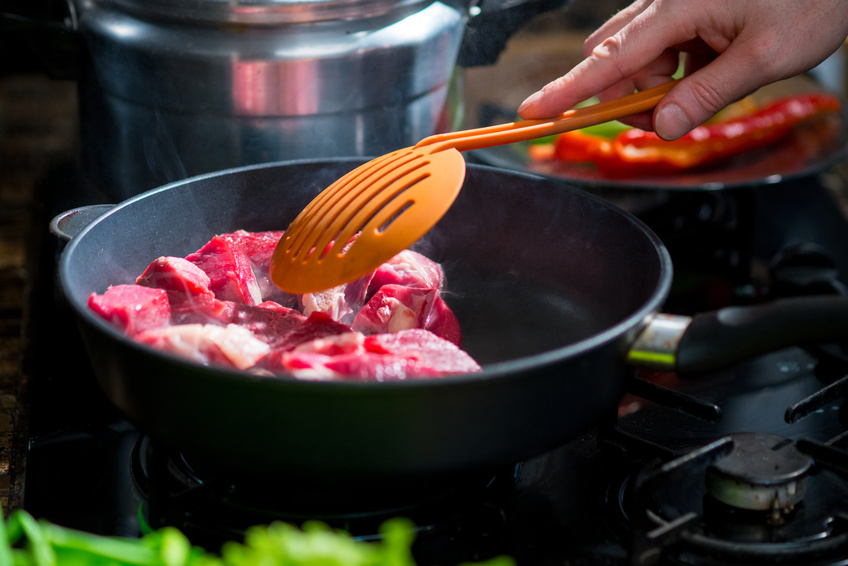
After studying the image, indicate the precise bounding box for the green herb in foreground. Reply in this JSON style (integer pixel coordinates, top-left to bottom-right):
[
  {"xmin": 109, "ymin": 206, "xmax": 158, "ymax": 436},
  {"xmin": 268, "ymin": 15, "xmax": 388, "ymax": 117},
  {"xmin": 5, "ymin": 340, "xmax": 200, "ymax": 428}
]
[{"xmin": 0, "ymin": 511, "xmax": 514, "ymax": 566}]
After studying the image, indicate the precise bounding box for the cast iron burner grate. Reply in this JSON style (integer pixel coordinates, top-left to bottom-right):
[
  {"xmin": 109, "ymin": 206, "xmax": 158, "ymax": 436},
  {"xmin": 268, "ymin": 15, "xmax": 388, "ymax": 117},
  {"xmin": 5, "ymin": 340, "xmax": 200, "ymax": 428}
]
[
  {"xmin": 598, "ymin": 340, "xmax": 848, "ymax": 566},
  {"xmin": 129, "ymin": 435, "xmax": 514, "ymax": 565},
  {"xmin": 614, "ymin": 434, "xmax": 848, "ymax": 566}
]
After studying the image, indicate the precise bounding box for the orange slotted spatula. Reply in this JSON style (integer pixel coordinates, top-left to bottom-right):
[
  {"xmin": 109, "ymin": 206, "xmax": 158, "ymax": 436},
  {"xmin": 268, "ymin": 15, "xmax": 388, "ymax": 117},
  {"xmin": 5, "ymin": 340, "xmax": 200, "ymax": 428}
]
[{"xmin": 270, "ymin": 81, "xmax": 676, "ymax": 294}]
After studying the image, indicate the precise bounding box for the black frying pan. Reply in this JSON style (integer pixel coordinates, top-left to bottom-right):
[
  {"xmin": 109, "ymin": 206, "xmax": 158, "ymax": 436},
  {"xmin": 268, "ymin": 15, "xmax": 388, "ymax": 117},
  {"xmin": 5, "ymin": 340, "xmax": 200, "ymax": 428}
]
[{"xmin": 54, "ymin": 159, "xmax": 848, "ymax": 486}]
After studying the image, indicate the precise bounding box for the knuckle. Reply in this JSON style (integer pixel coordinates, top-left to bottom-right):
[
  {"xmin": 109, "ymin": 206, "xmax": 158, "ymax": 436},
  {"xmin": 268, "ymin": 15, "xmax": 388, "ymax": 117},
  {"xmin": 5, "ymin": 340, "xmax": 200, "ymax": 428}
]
[
  {"xmin": 743, "ymin": 40, "xmax": 781, "ymax": 72},
  {"xmin": 686, "ymin": 80, "xmax": 727, "ymax": 117},
  {"xmin": 543, "ymin": 75, "xmax": 571, "ymax": 95},
  {"xmin": 589, "ymin": 36, "xmax": 629, "ymax": 82},
  {"xmin": 735, "ymin": 29, "xmax": 802, "ymax": 81},
  {"xmin": 591, "ymin": 35, "xmax": 624, "ymax": 60}
]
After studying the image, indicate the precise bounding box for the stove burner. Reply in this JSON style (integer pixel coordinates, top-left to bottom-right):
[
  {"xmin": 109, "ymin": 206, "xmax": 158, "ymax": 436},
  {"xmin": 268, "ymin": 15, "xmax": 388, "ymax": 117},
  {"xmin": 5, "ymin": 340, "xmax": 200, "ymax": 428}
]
[
  {"xmin": 605, "ymin": 435, "xmax": 848, "ymax": 565},
  {"xmin": 130, "ymin": 435, "xmax": 513, "ymax": 565},
  {"xmin": 705, "ymin": 433, "xmax": 812, "ymax": 520}
]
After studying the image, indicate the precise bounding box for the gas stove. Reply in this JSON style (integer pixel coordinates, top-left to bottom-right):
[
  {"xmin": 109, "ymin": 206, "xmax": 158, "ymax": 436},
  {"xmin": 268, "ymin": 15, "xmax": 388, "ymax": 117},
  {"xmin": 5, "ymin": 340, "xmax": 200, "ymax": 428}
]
[
  {"xmin": 6, "ymin": 31, "xmax": 848, "ymax": 563},
  {"xmin": 17, "ymin": 156, "xmax": 848, "ymax": 566}
]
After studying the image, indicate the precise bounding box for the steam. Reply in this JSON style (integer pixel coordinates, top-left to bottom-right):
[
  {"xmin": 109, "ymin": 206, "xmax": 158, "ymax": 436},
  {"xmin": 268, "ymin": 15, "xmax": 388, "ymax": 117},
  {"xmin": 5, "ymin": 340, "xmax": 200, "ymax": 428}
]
[{"xmin": 143, "ymin": 110, "xmax": 189, "ymax": 188}]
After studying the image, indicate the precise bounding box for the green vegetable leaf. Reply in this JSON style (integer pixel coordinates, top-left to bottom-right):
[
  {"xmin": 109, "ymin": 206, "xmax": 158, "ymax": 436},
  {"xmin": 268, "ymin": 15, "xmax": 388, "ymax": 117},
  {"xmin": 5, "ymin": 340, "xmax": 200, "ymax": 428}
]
[
  {"xmin": 0, "ymin": 512, "xmax": 513, "ymax": 566},
  {"xmin": 17, "ymin": 515, "xmax": 55, "ymax": 566},
  {"xmin": 579, "ymin": 120, "xmax": 631, "ymax": 139}
]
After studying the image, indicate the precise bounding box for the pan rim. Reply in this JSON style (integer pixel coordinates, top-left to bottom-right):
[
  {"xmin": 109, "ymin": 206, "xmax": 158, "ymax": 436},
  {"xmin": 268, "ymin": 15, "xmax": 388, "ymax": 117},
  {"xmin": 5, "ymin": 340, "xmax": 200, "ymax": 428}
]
[{"xmin": 58, "ymin": 158, "xmax": 674, "ymax": 389}]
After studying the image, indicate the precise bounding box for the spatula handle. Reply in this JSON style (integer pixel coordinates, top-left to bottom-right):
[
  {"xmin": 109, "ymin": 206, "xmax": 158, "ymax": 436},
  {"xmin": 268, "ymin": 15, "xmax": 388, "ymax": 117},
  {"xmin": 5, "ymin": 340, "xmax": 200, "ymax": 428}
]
[{"xmin": 417, "ymin": 80, "xmax": 677, "ymax": 153}]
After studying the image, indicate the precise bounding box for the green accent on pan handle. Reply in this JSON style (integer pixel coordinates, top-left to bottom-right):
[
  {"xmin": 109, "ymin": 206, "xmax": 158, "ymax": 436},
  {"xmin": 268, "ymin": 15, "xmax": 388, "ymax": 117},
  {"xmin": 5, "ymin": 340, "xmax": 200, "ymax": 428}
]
[{"xmin": 627, "ymin": 296, "xmax": 848, "ymax": 378}]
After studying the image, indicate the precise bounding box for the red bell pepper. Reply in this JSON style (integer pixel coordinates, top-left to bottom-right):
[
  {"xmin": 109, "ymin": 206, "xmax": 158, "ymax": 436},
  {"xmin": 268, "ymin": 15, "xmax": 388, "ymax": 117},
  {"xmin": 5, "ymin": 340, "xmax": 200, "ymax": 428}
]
[{"xmin": 539, "ymin": 92, "xmax": 841, "ymax": 178}]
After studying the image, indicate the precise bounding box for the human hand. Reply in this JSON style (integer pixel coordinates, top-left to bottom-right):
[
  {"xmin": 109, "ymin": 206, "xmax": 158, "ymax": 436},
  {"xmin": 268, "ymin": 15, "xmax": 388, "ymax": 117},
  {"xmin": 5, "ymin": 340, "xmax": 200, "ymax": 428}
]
[{"xmin": 517, "ymin": 0, "xmax": 848, "ymax": 140}]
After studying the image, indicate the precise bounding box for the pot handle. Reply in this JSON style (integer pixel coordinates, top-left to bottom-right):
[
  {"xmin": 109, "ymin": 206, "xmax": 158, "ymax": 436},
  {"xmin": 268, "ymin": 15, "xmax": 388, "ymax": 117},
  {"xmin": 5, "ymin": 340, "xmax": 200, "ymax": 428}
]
[
  {"xmin": 627, "ymin": 296, "xmax": 848, "ymax": 378},
  {"xmin": 50, "ymin": 204, "xmax": 116, "ymax": 241},
  {"xmin": 457, "ymin": 0, "xmax": 569, "ymax": 67},
  {"xmin": 1, "ymin": 0, "xmax": 81, "ymax": 80}
]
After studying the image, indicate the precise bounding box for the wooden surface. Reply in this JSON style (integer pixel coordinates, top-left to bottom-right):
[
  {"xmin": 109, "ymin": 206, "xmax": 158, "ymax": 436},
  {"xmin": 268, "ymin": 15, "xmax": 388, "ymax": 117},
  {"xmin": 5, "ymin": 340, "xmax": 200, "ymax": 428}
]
[{"xmin": 0, "ymin": 73, "xmax": 79, "ymax": 514}]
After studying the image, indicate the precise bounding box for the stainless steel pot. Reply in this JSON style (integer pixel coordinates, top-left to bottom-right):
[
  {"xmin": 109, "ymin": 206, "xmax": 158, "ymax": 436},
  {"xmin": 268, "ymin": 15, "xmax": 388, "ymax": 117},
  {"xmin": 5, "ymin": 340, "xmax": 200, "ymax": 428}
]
[
  {"xmin": 76, "ymin": 0, "xmax": 468, "ymax": 199},
  {"xmin": 5, "ymin": 0, "xmax": 567, "ymax": 200}
]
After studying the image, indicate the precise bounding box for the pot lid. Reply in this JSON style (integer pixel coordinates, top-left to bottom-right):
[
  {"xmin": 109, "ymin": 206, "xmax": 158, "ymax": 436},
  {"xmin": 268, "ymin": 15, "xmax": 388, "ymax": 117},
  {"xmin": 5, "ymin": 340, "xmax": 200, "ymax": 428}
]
[{"xmin": 85, "ymin": 0, "xmax": 444, "ymax": 24}]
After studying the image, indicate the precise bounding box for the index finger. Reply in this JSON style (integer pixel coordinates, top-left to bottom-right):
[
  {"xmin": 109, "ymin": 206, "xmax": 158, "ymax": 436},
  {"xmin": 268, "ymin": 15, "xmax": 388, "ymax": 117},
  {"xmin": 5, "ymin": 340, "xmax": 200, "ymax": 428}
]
[{"xmin": 518, "ymin": 3, "xmax": 695, "ymax": 118}]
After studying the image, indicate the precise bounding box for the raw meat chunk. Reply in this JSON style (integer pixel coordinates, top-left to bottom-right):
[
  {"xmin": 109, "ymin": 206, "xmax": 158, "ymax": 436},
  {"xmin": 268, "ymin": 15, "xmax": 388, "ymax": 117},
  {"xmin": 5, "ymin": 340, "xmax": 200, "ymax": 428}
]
[
  {"xmin": 299, "ymin": 274, "xmax": 372, "ymax": 325},
  {"xmin": 219, "ymin": 230, "xmax": 283, "ymax": 269},
  {"xmin": 366, "ymin": 250, "xmax": 443, "ymax": 298},
  {"xmin": 135, "ymin": 256, "xmax": 226, "ymax": 324},
  {"xmin": 274, "ymin": 329, "xmax": 481, "ymax": 381},
  {"xmin": 352, "ymin": 285, "xmax": 435, "ymax": 335},
  {"xmin": 229, "ymin": 305, "xmax": 351, "ymax": 350},
  {"xmin": 88, "ymin": 230, "xmax": 478, "ymax": 381},
  {"xmin": 163, "ymin": 298, "xmax": 351, "ymax": 351},
  {"xmin": 186, "ymin": 236, "xmax": 262, "ymax": 305},
  {"xmin": 219, "ymin": 230, "xmax": 293, "ymax": 305},
  {"xmin": 422, "ymin": 296, "xmax": 462, "ymax": 346},
  {"xmin": 137, "ymin": 324, "xmax": 270, "ymax": 370},
  {"xmin": 352, "ymin": 285, "xmax": 462, "ymax": 346},
  {"xmin": 357, "ymin": 329, "xmax": 479, "ymax": 376},
  {"xmin": 88, "ymin": 285, "xmax": 171, "ymax": 336},
  {"xmin": 136, "ymin": 256, "xmax": 214, "ymax": 299},
  {"xmin": 169, "ymin": 295, "xmax": 229, "ymax": 326}
]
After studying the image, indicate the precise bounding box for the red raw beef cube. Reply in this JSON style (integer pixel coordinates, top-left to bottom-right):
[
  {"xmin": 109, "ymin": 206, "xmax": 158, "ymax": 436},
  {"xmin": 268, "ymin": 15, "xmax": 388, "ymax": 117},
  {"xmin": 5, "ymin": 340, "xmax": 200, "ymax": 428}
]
[
  {"xmin": 263, "ymin": 320, "xmax": 362, "ymax": 373},
  {"xmin": 286, "ymin": 331, "xmax": 364, "ymax": 356},
  {"xmin": 135, "ymin": 256, "xmax": 229, "ymax": 325},
  {"xmin": 352, "ymin": 283, "xmax": 462, "ymax": 346},
  {"xmin": 232, "ymin": 307, "xmax": 350, "ymax": 351},
  {"xmin": 423, "ymin": 295, "xmax": 462, "ymax": 346},
  {"xmin": 136, "ymin": 256, "xmax": 214, "ymax": 299},
  {"xmin": 352, "ymin": 284, "xmax": 435, "ymax": 335},
  {"xmin": 219, "ymin": 230, "xmax": 293, "ymax": 305},
  {"xmin": 219, "ymin": 230, "xmax": 285, "ymax": 268},
  {"xmin": 219, "ymin": 303, "xmax": 351, "ymax": 350},
  {"xmin": 298, "ymin": 273, "xmax": 373, "ymax": 325},
  {"xmin": 266, "ymin": 332, "xmax": 367, "ymax": 379},
  {"xmin": 186, "ymin": 235, "xmax": 262, "ymax": 305},
  {"xmin": 168, "ymin": 296, "xmax": 230, "ymax": 326},
  {"xmin": 88, "ymin": 285, "xmax": 171, "ymax": 336},
  {"xmin": 323, "ymin": 353, "xmax": 443, "ymax": 381},
  {"xmin": 274, "ymin": 328, "xmax": 480, "ymax": 380},
  {"xmin": 270, "ymin": 311, "xmax": 352, "ymax": 351},
  {"xmin": 136, "ymin": 323, "xmax": 270, "ymax": 371},
  {"xmin": 364, "ymin": 329, "xmax": 480, "ymax": 374},
  {"xmin": 366, "ymin": 250, "xmax": 443, "ymax": 299}
]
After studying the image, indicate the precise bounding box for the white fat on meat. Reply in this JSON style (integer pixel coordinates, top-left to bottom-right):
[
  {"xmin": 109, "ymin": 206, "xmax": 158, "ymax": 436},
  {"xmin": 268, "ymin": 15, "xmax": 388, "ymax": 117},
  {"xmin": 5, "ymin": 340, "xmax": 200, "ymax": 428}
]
[
  {"xmin": 138, "ymin": 323, "xmax": 270, "ymax": 370},
  {"xmin": 300, "ymin": 285, "xmax": 352, "ymax": 322},
  {"xmin": 380, "ymin": 298, "xmax": 419, "ymax": 333},
  {"xmin": 352, "ymin": 286, "xmax": 434, "ymax": 335},
  {"xmin": 298, "ymin": 274, "xmax": 371, "ymax": 325}
]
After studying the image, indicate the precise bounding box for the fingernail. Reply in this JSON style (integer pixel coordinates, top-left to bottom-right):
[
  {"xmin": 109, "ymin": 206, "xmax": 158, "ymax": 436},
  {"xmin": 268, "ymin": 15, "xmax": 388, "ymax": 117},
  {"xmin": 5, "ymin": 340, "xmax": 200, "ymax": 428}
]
[
  {"xmin": 655, "ymin": 103, "xmax": 691, "ymax": 141},
  {"xmin": 518, "ymin": 90, "xmax": 542, "ymax": 115}
]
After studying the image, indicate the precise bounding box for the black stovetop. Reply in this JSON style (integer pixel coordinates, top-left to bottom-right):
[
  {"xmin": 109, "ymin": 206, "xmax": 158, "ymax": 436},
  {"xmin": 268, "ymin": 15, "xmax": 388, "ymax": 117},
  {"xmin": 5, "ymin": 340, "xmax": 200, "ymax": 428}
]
[{"xmin": 21, "ymin": 169, "xmax": 848, "ymax": 565}]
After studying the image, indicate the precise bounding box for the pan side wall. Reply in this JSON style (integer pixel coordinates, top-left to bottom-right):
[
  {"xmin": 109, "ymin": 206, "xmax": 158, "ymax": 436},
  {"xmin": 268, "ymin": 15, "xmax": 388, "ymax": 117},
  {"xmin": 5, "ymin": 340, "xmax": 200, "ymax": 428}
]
[{"xmin": 76, "ymin": 314, "xmax": 631, "ymax": 483}]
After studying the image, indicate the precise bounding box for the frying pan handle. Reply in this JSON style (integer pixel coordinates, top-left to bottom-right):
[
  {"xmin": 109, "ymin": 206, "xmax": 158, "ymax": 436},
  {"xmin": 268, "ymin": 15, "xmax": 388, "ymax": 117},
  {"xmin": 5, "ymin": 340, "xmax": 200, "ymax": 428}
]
[
  {"xmin": 628, "ymin": 296, "xmax": 848, "ymax": 378},
  {"xmin": 50, "ymin": 204, "xmax": 116, "ymax": 241}
]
